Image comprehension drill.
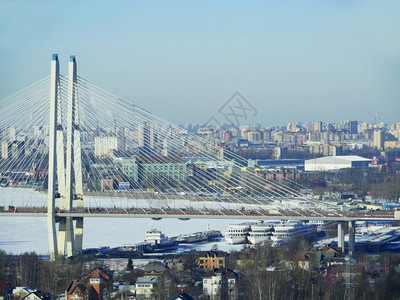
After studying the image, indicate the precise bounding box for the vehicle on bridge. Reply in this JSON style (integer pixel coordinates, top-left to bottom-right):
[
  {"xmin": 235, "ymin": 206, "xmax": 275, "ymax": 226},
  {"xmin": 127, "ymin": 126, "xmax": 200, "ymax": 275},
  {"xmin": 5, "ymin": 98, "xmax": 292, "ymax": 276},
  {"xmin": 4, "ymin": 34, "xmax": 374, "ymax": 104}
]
[{"xmin": 0, "ymin": 205, "xmax": 15, "ymax": 212}]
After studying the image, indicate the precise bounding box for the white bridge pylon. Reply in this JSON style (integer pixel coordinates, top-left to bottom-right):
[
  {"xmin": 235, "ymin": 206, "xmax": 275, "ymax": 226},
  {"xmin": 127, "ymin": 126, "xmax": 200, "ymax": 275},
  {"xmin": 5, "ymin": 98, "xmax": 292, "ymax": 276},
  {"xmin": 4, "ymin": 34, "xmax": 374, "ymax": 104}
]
[{"xmin": 48, "ymin": 54, "xmax": 83, "ymax": 260}]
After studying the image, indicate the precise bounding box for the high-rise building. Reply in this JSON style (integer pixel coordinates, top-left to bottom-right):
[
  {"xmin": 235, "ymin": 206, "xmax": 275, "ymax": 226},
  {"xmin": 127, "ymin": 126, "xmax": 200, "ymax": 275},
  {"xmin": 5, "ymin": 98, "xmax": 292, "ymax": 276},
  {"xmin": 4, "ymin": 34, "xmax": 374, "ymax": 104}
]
[
  {"xmin": 358, "ymin": 122, "xmax": 368, "ymax": 133},
  {"xmin": 1, "ymin": 141, "xmax": 9, "ymax": 159},
  {"xmin": 313, "ymin": 121, "xmax": 322, "ymax": 132},
  {"xmin": 309, "ymin": 143, "xmax": 321, "ymax": 154},
  {"xmin": 323, "ymin": 144, "xmax": 330, "ymax": 156},
  {"xmin": 308, "ymin": 132, "xmax": 322, "ymax": 142},
  {"xmin": 33, "ymin": 126, "xmax": 43, "ymax": 137},
  {"xmin": 247, "ymin": 130, "xmax": 261, "ymax": 142},
  {"xmin": 322, "ymin": 131, "xmax": 330, "ymax": 143},
  {"xmin": 223, "ymin": 131, "xmax": 233, "ymax": 143},
  {"xmin": 263, "ymin": 129, "xmax": 272, "ymax": 141},
  {"xmin": 287, "ymin": 123, "xmax": 301, "ymax": 133},
  {"xmin": 322, "ymin": 144, "xmax": 342, "ymax": 156},
  {"xmin": 162, "ymin": 137, "xmax": 169, "ymax": 157},
  {"xmin": 240, "ymin": 125, "xmax": 250, "ymax": 140},
  {"xmin": 11, "ymin": 142, "xmax": 24, "ymax": 159},
  {"xmin": 373, "ymin": 130, "xmax": 384, "ymax": 150},
  {"xmin": 138, "ymin": 122, "xmax": 154, "ymax": 149},
  {"xmin": 274, "ymin": 146, "xmax": 287, "ymax": 159},
  {"xmin": 349, "ymin": 121, "xmax": 358, "ymax": 134},
  {"xmin": 94, "ymin": 136, "xmax": 121, "ymax": 156},
  {"xmin": 331, "ymin": 145, "xmax": 343, "ymax": 156},
  {"xmin": 8, "ymin": 127, "xmax": 16, "ymax": 141}
]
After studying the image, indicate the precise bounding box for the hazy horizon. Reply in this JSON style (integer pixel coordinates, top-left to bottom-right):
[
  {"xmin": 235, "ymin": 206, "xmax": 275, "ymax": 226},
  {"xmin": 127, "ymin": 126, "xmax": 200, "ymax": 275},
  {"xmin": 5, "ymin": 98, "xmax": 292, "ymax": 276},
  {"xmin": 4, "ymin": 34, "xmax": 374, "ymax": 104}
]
[{"xmin": 1, "ymin": 1, "xmax": 399, "ymax": 126}]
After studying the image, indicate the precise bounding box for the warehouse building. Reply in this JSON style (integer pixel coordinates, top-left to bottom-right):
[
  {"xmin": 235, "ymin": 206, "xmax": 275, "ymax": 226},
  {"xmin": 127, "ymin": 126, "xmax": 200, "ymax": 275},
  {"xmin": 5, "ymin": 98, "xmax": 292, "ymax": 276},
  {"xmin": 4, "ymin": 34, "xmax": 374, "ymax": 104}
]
[{"xmin": 305, "ymin": 155, "xmax": 371, "ymax": 171}]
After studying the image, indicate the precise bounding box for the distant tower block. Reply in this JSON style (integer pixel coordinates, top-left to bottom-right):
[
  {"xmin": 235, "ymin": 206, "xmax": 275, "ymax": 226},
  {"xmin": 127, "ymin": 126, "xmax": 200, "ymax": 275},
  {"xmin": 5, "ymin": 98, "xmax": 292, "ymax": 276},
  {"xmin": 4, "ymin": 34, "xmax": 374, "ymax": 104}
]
[
  {"xmin": 349, "ymin": 120, "xmax": 358, "ymax": 134},
  {"xmin": 373, "ymin": 129, "xmax": 384, "ymax": 150},
  {"xmin": 274, "ymin": 146, "xmax": 287, "ymax": 159},
  {"xmin": 138, "ymin": 122, "xmax": 155, "ymax": 149},
  {"xmin": 162, "ymin": 137, "xmax": 169, "ymax": 157},
  {"xmin": 1, "ymin": 141, "xmax": 9, "ymax": 159},
  {"xmin": 94, "ymin": 136, "xmax": 120, "ymax": 156},
  {"xmin": 313, "ymin": 121, "xmax": 322, "ymax": 132}
]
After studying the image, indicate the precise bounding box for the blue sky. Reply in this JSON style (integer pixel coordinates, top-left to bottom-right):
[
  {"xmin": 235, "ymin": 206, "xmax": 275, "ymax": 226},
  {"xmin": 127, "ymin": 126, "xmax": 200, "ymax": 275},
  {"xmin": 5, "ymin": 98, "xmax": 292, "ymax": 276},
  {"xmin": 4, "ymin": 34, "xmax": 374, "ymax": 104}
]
[{"xmin": 1, "ymin": 1, "xmax": 399, "ymax": 126}]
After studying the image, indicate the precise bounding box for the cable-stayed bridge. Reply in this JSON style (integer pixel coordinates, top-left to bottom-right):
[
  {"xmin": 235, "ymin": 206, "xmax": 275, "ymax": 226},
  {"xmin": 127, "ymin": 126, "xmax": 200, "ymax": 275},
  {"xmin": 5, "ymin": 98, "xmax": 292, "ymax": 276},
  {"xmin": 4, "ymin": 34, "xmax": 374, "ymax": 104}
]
[{"xmin": 0, "ymin": 55, "xmax": 397, "ymax": 259}]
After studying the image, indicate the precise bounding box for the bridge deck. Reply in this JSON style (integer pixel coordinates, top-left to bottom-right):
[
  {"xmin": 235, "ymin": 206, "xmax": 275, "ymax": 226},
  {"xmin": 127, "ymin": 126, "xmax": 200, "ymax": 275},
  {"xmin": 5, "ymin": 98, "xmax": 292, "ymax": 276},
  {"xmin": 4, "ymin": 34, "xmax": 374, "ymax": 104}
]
[{"xmin": 0, "ymin": 207, "xmax": 396, "ymax": 222}]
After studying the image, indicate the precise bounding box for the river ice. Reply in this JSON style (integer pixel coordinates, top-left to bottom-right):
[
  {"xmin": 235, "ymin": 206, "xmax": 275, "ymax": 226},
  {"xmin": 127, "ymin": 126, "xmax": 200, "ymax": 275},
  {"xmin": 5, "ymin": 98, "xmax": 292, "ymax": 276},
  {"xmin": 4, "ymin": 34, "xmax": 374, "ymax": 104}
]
[{"xmin": 0, "ymin": 188, "xmax": 247, "ymax": 255}]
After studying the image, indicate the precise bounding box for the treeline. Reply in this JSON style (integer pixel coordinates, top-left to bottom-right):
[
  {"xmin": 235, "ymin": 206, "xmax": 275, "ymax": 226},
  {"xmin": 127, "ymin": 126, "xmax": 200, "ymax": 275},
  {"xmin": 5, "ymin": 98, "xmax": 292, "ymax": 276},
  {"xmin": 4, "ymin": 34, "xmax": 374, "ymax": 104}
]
[
  {"xmin": 0, "ymin": 251, "xmax": 97, "ymax": 297},
  {"xmin": 226, "ymin": 242, "xmax": 400, "ymax": 300},
  {"xmin": 2, "ymin": 242, "xmax": 400, "ymax": 300},
  {"xmin": 298, "ymin": 167, "xmax": 400, "ymax": 201}
]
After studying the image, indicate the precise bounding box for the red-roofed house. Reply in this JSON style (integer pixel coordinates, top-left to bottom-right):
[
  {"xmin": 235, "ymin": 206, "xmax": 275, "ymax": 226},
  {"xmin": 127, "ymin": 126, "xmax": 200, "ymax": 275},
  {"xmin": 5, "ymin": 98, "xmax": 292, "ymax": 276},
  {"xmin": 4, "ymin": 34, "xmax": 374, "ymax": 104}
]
[{"xmin": 66, "ymin": 268, "xmax": 112, "ymax": 300}]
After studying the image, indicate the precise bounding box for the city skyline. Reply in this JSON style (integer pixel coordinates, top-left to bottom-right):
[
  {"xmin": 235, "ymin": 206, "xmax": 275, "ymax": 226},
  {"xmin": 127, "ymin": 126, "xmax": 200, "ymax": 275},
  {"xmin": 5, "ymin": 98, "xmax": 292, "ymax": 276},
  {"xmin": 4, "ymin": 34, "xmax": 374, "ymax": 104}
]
[{"xmin": 1, "ymin": 1, "xmax": 400, "ymax": 126}]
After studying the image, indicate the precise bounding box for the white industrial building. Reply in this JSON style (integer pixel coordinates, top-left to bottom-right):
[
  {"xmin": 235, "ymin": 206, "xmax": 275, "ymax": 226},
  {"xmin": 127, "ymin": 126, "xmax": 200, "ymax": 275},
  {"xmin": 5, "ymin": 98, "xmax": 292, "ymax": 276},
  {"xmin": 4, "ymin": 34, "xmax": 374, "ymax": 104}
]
[{"xmin": 305, "ymin": 155, "xmax": 371, "ymax": 171}]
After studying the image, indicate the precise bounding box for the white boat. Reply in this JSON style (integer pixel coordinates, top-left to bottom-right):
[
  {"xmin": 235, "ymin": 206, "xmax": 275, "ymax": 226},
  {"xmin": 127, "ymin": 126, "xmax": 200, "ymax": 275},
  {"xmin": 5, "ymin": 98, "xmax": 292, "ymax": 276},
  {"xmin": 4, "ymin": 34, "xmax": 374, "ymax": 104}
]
[
  {"xmin": 247, "ymin": 221, "xmax": 276, "ymax": 245},
  {"xmin": 145, "ymin": 229, "xmax": 175, "ymax": 248},
  {"xmin": 271, "ymin": 220, "xmax": 316, "ymax": 246},
  {"xmin": 224, "ymin": 223, "xmax": 252, "ymax": 244}
]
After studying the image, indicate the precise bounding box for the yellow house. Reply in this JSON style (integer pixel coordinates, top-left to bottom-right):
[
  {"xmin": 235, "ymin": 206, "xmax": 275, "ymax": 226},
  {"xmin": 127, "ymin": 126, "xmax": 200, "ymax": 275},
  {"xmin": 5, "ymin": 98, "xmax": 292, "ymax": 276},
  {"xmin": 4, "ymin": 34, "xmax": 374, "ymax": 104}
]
[{"xmin": 198, "ymin": 251, "xmax": 226, "ymax": 271}]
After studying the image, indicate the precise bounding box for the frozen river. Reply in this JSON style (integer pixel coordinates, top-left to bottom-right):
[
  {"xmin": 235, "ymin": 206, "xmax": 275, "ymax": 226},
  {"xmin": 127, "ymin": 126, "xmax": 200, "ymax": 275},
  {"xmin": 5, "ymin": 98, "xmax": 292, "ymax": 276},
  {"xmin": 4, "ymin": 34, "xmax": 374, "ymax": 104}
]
[
  {"xmin": 0, "ymin": 188, "xmax": 248, "ymax": 255},
  {"xmin": 0, "ymin": 216, "xmax": 246, "ymax": 255}
]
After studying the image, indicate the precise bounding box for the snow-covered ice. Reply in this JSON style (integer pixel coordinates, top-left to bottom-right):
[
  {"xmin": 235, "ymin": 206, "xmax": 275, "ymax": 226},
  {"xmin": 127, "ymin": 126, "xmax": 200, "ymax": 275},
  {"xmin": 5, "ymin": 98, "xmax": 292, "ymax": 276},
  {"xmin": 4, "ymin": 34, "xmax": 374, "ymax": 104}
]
[
  {"xmin": 0, "ymin": 188, "xmax": 248, "ymax": 254},
  {"xmin": 0, "ymin": 216, "xmax": 246, "ymax": 255}
]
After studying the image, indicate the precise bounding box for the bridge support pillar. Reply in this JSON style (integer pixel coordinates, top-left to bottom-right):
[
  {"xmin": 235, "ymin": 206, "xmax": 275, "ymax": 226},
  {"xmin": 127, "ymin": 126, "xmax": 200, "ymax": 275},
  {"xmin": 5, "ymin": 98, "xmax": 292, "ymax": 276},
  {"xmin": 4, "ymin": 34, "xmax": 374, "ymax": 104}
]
[
  {"xmin": 348, "ymin": 221, "xmax": 355, "ymax": 255},
  {"xmin": 48, "ymin": 54, "xmax": 60, "ymax": 260},
  {"xmin": 57, "ymin": 218, "xmax": 66, "ymax": 256},
  {"xmin": 337, "ymin": 222, "xmax": 345, "ymax": 251},
  {"xmin": 74, "ymin": 217, "xmax": 84, "ymax": 255},
  {"xmin": 47, "ymin": 54, "xmax": 84, "ymax": 260},
  {"xmin": 66, "ymin": 55, "xmax": 84, "ymax": 257},
  {"xmin": 66, "ymin": 217, "xmax": 75, "ymax": 257}
]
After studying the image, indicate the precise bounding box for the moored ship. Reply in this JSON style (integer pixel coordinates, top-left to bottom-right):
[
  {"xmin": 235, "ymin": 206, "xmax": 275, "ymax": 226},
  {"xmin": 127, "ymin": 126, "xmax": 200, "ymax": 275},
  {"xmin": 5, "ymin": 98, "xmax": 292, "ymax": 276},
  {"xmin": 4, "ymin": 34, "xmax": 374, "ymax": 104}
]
[
  {"xmin": 247, "ymin": 221, "xmax": 277, "ymax": 245},
  {"xmin": 145, "ymin": 229, "xmax": 175, "ymax": 248},
  {"xmin": 271, "ymin": 220, "xmax": 316, "ymax": 246},
  {"xmin": 174, "ymin": 230, "xmax": 222, "ymax": 243},
  {"xmin": 224, "ymin": 223, "xmax": 252, "ymax": 244}
]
